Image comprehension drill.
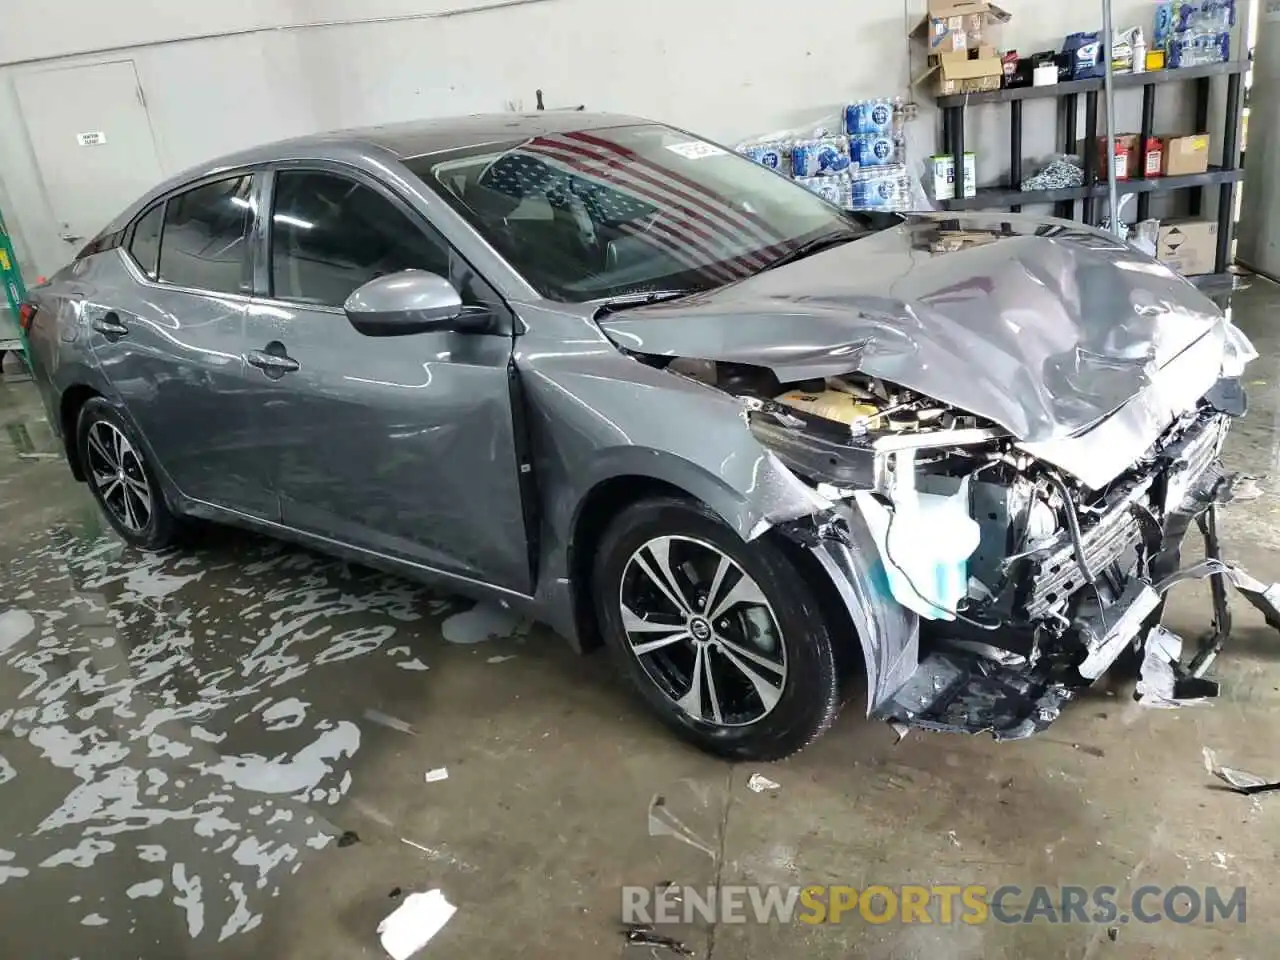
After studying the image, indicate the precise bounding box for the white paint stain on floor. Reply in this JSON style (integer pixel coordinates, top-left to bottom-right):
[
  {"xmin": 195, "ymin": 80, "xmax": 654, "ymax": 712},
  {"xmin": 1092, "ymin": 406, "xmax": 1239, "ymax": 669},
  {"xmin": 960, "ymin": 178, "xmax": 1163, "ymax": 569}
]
[
  {"xmin": 127, "ymin": 878, "xmax": 165, "ymax": 899},
  {"xmin": 0, "ymin": 849, "xmax": 29, "ymax": 885},
  {"xmin": 441, "ymin": 601, "xmax": 530, "ymax": 645},
  {"xmin": 0, "ymin": 530, "xmax": 454, "ymax": 954},
  {"xmin": 260, "ymin": 698, "xmax": 309, "ymax": 731},
  {"xmin": 0, "ymin": 607, "xmax": 35, "ymax": 655}
]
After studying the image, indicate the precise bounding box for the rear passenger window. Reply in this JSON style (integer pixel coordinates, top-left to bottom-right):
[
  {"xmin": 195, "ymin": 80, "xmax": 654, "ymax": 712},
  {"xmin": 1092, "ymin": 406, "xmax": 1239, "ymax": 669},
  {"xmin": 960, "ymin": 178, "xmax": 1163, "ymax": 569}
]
[
  {"xmin": 158, "ymin": 175, "xmax": 254, "ymax": 295},
  {"xmin": 128, "ymin": 203, "xmax": 164, "ymax": 279}
]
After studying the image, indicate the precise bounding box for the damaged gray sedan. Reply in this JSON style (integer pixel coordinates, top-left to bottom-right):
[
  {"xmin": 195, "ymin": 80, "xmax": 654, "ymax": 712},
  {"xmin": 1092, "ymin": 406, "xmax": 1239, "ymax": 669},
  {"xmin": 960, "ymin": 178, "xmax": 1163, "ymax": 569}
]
[{"xmin": 24, "ymin": 113, "xmax": 1276, "ymax": 761}]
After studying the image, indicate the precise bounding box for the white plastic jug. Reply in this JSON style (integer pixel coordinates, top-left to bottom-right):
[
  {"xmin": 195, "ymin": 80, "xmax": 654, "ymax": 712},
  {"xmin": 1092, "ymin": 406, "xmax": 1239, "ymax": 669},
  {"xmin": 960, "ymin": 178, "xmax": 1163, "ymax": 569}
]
[{"xmin": 855, "ymin": 461, "xmax": 981, "ymax": 621}]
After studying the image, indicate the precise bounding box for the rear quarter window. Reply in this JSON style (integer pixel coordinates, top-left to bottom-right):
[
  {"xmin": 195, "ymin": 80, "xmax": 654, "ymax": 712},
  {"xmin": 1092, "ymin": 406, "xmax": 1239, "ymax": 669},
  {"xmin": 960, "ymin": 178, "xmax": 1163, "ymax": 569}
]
[
  {"xmin": 75, "ymin": 229, "xmax": 124, "ymax": 261},
  {"xmin": 127, "ymin": 203, "xmax": 164, "ymax": 279}
]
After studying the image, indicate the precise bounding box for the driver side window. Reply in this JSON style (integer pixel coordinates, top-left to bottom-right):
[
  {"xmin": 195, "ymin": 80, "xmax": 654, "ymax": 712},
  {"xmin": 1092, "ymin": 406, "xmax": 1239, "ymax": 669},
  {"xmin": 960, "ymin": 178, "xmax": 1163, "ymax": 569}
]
[{"xmin": 269, "ymin": 170, "xmax": 500, "ymax": 313}]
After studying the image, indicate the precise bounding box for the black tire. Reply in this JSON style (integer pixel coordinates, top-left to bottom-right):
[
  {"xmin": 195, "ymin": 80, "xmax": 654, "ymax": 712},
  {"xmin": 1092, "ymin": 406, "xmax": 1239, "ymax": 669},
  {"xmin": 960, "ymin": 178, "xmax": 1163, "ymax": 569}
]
[
  {"xmin": 76, "ymin": 397, "xmax": 180, "ymax": 549},
  {"xmin": 592, "ymin": 496, "xmax": 840, "ymax": 762}
]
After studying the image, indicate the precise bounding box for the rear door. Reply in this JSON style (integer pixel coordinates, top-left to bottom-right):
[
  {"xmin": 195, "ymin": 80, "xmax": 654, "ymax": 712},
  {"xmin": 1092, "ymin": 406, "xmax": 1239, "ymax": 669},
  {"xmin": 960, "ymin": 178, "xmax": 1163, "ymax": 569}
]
[
  {"xmin": 242, "ymin": 166, "xmax": 532, "ymax": 594},
  {"xmin": 85, "ymin": 172, "xmax": 273, "ymax": 516}
]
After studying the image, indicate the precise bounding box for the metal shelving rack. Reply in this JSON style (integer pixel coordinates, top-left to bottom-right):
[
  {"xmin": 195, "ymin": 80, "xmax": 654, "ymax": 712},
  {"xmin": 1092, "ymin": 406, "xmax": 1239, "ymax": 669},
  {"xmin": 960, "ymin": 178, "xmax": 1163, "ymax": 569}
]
[{"xmin": 937, "ymin": 59, "xmax": 1248, "ymax": 274}]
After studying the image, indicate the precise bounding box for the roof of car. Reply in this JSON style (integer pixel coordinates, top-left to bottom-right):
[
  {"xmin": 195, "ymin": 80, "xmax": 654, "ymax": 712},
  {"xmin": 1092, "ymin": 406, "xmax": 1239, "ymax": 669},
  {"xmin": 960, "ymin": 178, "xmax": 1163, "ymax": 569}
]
[
  {"xmin": 335, "ymin": 111, "xmax": 649, "ymax": 158},
  {"xmin": 104, "ymin": 112, "xmax": 651, "ymax": 233}
]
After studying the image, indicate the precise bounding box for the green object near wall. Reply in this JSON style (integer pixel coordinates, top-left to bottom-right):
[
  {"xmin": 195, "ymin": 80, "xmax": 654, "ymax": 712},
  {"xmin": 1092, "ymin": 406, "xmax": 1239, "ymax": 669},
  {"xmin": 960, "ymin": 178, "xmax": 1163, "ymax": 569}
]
[{"xmin": 0, "ymin": 205, "xmax": 30, "ymax": 355}]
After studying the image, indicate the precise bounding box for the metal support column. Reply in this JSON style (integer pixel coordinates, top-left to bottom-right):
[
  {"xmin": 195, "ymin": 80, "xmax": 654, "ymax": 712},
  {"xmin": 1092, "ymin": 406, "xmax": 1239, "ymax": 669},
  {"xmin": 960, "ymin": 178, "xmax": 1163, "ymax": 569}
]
[
  {"xmin": 1083, "ymin": 91, "xmax": 1100, "ymax": 224},
  {"xmin": 1010, "ymin": 101, "xmax": 1024, "ymax": 213},
  {"xmin": 951, "ymin": 106, "xmax": 967, "ymax": 203},
  {"xmin": 1137, "ymin": 84, "xmax": 1157, "ymax": 221},
  {"xmin": 1060, "ymin": 94, "xmax": 1079, "ymax": 219},
  {"xmin": 1102, "ymin": 0, "xmax": 1121, "ymax": 234},
  {"xmin": 1216, "ymin": 70, "xmax": 1244, "ymax": 273},
  {"xmin": 1189, "ymin": 77, "xmax": 1211, "ymax": 217}
]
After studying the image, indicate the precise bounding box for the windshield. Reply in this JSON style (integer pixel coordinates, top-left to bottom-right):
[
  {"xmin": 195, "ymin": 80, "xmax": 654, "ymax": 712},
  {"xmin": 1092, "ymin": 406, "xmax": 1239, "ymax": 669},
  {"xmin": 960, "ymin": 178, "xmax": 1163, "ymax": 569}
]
[{"xmin": 407, "ymin": 123, "xmax": 882, "ymax": 303}]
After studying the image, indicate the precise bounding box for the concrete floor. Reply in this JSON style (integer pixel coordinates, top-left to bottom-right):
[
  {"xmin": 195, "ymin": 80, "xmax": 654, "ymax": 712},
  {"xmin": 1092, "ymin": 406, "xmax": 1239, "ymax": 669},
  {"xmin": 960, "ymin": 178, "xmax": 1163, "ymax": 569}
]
[{"xmin": 2, "ymin": 281, "xmax": 1280, "ymax": 959}]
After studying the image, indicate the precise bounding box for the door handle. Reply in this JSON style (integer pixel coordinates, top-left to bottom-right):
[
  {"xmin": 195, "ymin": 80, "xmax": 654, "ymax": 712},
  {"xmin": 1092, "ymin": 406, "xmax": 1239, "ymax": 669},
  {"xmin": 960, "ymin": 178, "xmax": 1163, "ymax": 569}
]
[
  {"xmin": 245, "ymin": 344, "xmax": 300, "ymax": 379},
  {"xmin": 91, "ymin": 311, "xmax": 129, "ymax": 341}
]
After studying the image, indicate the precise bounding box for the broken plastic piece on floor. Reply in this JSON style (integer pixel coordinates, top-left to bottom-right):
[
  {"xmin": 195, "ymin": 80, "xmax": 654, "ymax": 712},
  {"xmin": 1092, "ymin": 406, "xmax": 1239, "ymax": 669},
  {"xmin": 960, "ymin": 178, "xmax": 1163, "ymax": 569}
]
[
  {"xmin": 378, "ymin": 890, "xmax": 457, "ymax": 960},
  {"xmin": 1136, "ymin": 628, "xmax": 1219, "ymax": 708},
  {"xmin": 647, "ymin": 794, "xmax": 716, "ymax": 859},
  {"xmin": 1135, "ymin": 628, "xmax": 1179, "ymax": 707},
  {"xmin": 622, "ymin": 924, "xmax": 695, "ymax": 956},
  {"xmin": 747, "ymin": 773, "xmax": 781, "ymax": 794},
  {"xmin": 1225, "ymin": 475, "xmax": 1265, "ymax": 503},
  {"xmin": 363, "ymin": 709, "xmax": 417, "ymax": 735},
  {"xmin": 1203, "ymin": 747, "xmax": 1280, "ymax": 795},
  {"xmin": 424, "ymin": 768, "xmax": 449, "ymax": 783}
]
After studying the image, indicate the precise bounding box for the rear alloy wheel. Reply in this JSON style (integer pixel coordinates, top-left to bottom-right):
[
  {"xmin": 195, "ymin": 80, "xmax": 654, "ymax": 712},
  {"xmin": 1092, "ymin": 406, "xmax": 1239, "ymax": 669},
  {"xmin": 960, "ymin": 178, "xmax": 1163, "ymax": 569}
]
[
  {"xmin": 77, "ymin": 398, "xmax": 178, "ymax": 549},
  {"xmin": 594, "ymin": 497, "xmax": 840, "ymax": 761}
]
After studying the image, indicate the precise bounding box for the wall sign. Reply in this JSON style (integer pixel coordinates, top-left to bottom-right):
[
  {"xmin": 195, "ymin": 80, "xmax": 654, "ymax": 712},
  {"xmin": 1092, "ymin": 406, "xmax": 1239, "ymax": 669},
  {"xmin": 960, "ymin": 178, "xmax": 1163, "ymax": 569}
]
[{"xmin": 76, "ymin": 132, "xmax": 107, "ymax": 146}]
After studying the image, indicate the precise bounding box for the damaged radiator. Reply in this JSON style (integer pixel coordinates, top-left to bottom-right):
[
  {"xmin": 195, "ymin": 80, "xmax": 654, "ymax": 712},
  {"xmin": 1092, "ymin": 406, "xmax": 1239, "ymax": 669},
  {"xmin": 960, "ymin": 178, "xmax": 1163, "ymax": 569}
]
[
  {"xmin": 1021, "ymin": 416, "xmax": 1226, "ymax": 621},
  {"xmin": 1022, "ymin": 510, "xmax": 1144, "ymax": 620}
]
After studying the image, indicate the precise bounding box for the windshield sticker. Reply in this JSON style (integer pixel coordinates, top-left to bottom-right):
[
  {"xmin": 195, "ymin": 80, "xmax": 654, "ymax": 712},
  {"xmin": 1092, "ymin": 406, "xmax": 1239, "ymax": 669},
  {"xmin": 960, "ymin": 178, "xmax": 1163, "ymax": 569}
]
[{"xmin": 665, "ymin": 141, "xmax": 727, "ymax": 160}]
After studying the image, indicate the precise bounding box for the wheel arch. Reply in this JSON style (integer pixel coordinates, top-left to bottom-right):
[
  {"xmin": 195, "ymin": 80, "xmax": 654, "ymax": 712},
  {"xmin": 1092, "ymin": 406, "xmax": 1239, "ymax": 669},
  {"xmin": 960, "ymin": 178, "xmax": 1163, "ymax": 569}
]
[
  {"xmin": 566, "ymin": 452, "xmax": 759, "ymax": 652},
  {"xmin": 59, "ymin": 383, "xmax": 104, "ymax": 481}
]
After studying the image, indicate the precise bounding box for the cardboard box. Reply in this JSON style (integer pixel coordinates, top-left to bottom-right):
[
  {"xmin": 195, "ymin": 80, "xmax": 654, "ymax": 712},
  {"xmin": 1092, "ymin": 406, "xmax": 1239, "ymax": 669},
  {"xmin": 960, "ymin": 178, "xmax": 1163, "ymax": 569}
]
[
  {"xmin": 1161, "ymin": 134, "xmax": 1210, "ymax": 177},
  {"xmin": 913, "ymin": 0, "xmax": 1011, "ymax": 55},
  {"xmin": 1157, "ymin": 219, "xmax": 1218, "ymax": 276},
  {"xmin": 917, "ymin": 46, "xmax": 1005, "ymax": 97}
]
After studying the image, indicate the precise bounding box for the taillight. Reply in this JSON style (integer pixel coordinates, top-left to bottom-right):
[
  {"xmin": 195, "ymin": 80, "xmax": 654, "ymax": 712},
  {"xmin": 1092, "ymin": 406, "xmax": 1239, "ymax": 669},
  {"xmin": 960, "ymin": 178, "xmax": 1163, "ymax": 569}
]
[{"xmin": 18, "ymin": 302, "xmax": 37, "ymax": 332}]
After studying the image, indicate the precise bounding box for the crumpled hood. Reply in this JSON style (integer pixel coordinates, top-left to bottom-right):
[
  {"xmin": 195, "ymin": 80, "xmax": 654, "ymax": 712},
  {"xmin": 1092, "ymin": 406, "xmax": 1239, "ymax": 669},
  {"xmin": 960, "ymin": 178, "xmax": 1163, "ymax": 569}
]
[{"xmin": 600, "ymin": 214, "xmax": 1236, "ymax": 445}]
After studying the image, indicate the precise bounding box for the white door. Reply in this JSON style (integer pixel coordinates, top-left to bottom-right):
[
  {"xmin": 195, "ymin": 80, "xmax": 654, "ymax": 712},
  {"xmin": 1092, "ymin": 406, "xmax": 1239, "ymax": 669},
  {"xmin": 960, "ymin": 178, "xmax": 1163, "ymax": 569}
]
[{"xmin": 14, "ymin": 59, "xmax": 163, "ymax": 256}]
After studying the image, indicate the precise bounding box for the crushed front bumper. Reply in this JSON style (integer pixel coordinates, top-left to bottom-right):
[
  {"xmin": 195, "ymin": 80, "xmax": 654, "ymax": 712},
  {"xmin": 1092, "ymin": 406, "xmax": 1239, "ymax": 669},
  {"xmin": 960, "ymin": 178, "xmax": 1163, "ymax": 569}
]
[{"xmin": 792, "ymin": 410, "xmax": 1280, "ymax": 740}]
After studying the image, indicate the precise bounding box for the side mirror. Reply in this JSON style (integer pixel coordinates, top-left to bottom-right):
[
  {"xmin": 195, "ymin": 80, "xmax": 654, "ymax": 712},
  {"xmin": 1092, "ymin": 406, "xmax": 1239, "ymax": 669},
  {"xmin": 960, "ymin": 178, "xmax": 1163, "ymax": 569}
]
[{"xmin": 343, "ymin": 270, "xmax": 464, "ymax": 337}]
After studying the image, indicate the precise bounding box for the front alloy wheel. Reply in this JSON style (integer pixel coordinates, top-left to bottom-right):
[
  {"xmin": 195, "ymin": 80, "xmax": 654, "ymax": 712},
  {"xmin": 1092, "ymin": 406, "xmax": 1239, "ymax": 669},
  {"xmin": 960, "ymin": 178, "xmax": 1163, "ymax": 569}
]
[
  {"xmin": 619, "ymin": 536, "xmax": 787, "ymax": 728},
  {"xmin": 594, "ymin": 497, "xmax": 841, "ymax": 761}
]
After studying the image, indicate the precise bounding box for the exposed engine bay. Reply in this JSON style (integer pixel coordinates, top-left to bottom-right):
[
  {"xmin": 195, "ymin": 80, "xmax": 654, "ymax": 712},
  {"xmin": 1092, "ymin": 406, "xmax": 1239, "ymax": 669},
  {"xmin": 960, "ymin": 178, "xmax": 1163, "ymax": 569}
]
[{"xmin": 647, "ymin": 353, "xmax": 1279, "ymax": 740}]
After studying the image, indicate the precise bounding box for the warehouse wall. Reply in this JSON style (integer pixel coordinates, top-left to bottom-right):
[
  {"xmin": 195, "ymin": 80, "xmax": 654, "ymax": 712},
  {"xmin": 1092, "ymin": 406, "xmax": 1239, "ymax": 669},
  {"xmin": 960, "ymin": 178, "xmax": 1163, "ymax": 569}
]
[{"xmin": 0, "ymin": 0, "xmax": 1220, "ymax": 277}]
